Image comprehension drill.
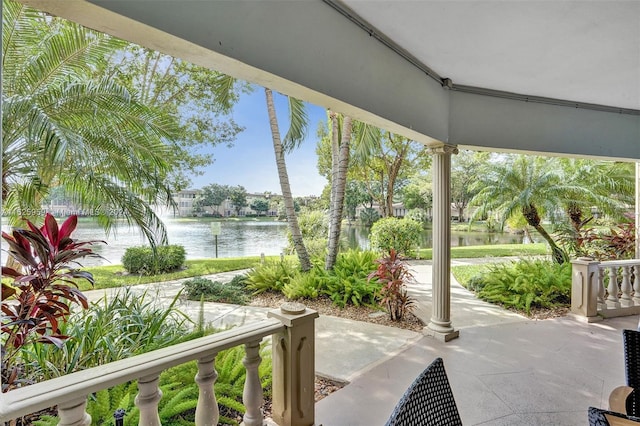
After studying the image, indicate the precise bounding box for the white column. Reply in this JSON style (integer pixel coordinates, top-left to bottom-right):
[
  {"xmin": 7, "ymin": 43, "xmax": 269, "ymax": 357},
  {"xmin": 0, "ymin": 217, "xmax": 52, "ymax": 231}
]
[
  {"xmin": 195, "ymin": 354, "xmax": 219, "ymax": 425},
  {"xmin": 425, "ymin": 145, "xmax": 459, "ymax": 342},
  {"xmin": 135, "ymin": 374, "xmax": 162, "ymax": 426},
  {"xmin": 57, "ymin": 397, "xmax": 91, "ymax": 426},
  {"xmin": 242, "ymin": 340, "xmax": 264, "ymax": 426}
]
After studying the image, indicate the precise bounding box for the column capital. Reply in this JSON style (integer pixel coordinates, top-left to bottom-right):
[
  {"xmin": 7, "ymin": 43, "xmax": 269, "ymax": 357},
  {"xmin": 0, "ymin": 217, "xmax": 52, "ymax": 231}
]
[{"xmin": 427, "ymin": 144, "xmax": 458, "ymax": 155}]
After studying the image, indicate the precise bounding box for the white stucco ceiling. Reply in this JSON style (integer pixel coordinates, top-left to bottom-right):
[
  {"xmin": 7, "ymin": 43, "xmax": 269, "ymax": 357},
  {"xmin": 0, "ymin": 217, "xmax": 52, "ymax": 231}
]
[{"xmin": 345, "ymin": 0, "xmax": 640, "ymax": 110}]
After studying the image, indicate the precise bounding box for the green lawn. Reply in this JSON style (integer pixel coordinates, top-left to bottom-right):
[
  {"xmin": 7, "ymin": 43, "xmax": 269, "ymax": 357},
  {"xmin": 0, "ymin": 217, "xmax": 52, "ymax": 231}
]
[
  {"xmin": 83, "ymin": 255, "xmax": 289, "ymax": 291},
  {"xmin": 416, "ymin": 243, "xmax": 547, "ymax": 260},
  {"xmin": 80, "ymin": 243, "xmax": 547, "ymax": 291}
]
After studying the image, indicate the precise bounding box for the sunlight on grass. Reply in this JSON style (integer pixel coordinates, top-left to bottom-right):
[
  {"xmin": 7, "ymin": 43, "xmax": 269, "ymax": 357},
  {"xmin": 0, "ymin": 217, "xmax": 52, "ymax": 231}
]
[
  {"xmin": 416, "ymin": 243, "xmax": 548, "ymax": 260},
  {"xmin": 82, "ymin": 255, "xmax": 292, "ymax": 291}
]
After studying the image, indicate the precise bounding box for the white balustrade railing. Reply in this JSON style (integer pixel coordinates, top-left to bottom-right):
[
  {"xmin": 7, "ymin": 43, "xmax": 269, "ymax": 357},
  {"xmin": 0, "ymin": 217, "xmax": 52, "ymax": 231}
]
[
  {"xmin": 571, "ymin": 258, "xmax": 640, "ymax": 321},
  {"xmin": 0, "ymin": 304, "xmax": 318, "ymax": 426}
]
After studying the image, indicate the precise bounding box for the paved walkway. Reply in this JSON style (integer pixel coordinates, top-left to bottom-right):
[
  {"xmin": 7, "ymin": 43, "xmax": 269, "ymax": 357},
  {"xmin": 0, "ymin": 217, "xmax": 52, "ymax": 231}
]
[{"xmin": 83, "ymin": 259, "xmax": 638, "ymax": 425}]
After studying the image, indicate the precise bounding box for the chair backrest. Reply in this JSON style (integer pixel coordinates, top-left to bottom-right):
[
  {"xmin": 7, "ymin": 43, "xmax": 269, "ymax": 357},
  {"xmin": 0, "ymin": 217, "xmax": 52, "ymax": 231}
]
[
  {"xmin": 385, "ymin": 357, "xmax": 462, "ymax": 426},
  {"xmin": 588, "ymin": 406, "xmax": 640, "ymax": 425},
  {"xmin": 623, "ymin": 329, "xmax": 640, "ymax": 416}
]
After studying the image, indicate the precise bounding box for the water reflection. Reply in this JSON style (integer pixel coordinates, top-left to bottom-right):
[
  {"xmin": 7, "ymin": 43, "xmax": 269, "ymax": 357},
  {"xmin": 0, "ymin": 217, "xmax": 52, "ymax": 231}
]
[{"xmin": 3, "ymin": 218, "xmax": 531, "ymax": 266}]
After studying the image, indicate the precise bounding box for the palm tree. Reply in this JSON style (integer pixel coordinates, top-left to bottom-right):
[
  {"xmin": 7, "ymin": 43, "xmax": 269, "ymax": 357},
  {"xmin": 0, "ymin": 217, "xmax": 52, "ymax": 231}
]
[
  {"xmin": 470, "ymin": 155, "xmax": 568, "ymax": 263},
  {"xmin": 264, "ymin": 88, "xmax": 311, "ymax": 271},
  {"xmin": 325, "ymin": 113, "xmax": 352, "ymax": 270},
  {"xmin": 2, "ymin": 2, "xmax": 179, "ymax": 246},
  {"xmin": 558, "ymin": 158, "xmax": 634, "ymax": 232}
]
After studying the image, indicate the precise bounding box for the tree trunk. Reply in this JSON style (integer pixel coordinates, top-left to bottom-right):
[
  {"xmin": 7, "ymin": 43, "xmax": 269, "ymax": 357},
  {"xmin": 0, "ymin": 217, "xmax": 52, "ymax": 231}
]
[
  {"xmin": 264, "ymin": 88, "xmax": 311, "ymax": 271},
  {"xmin": 325, "ymin": 116, "xmax": 352, "ymax": 270},
  {"xmin": 328, "ymin": 111, "xmax": 339, "ymax": 228},
  {"xmin": 522, "ymin": 203, "xmax": 567, "ymax": 264}
]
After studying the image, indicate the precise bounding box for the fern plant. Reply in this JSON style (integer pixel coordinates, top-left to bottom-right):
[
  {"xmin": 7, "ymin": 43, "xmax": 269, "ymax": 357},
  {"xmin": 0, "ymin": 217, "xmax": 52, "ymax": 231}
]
[
  {"xmin": 475, "ymin": 259, "xmax": 571, "ymax": 314},
  {"xmin": 245, "ymin": 260, "xmax": 299, "ymax": 294}
]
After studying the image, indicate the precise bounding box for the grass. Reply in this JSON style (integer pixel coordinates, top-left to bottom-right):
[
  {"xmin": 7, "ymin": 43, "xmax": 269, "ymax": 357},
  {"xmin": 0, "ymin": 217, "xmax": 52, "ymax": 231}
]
[
  {"xmin": 82, "ymin": 255, "xmax": 289, "ymax": 291},
  {"xmin": 451, "ymin": 264, "xmax": 490, "ymax": 288},
  {"xmin": 75, "ymin": 244, "xmax": 548, "ymax": 292},
  {"xmin": 416, "ymin": 243, "xmax": 548, "ymax": 260}
]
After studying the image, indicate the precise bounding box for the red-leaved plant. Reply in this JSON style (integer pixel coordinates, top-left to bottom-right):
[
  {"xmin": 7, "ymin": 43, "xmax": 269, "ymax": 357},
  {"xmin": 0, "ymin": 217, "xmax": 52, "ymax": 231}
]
[
  {"xmin": 1, "ymin": 214, "xmax": 102, "ymax": 391},
  {"xmin": 368, "ymin": 249, "xmax": 415, "ymax": 321}
]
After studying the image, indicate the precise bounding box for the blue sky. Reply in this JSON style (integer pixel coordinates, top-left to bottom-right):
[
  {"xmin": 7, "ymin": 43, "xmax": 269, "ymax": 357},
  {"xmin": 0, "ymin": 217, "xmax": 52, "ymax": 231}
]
[{"xmin": 189, "ymin": 87, "xmax": 329, "ymax": 197}]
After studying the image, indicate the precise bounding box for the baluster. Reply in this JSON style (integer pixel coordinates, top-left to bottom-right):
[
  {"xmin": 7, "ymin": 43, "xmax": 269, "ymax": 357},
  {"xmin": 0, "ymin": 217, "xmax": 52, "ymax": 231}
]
[
  {"xmin": 243, "ymin": 340, "xmax": 264, "ymax": 426},
  {"xmin": 606, "ymin": 266, "xmax": 621, "ymax": 309},
  {"xmin": 195, "ymin": 354, "xmax": 219, "ymax": 425},
  {"xmin": 58, "ymin": 396, "xmax": 91, "ymax": 426},
  {"xmin": 597, "ymin": 267, "xmax": 605, "ymax": 310},
  {"xmin": 633, "ymin": 265, "xmax": 640, "ymax": 305},
  {"xmin": 621, "ymin": 266, "xmax": 633, "ymax": 306},
  {"xmin": 135, "ymin": 374, "xmax": 162, "ymax": 426}
]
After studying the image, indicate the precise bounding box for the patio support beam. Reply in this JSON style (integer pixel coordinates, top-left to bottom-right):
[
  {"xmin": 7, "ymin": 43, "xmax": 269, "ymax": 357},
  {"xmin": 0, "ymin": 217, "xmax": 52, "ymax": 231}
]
[{"xmin": 425, "ymin": 145, "xmax": 459, "ymax": 342}]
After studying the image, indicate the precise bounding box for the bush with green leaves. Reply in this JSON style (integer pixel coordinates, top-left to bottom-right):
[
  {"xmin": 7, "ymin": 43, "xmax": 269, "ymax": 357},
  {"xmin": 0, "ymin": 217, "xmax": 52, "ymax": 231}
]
[
  {"xmin": 473, "ymin": 259, "xmax": 571, "ymax": 315},
  {"xmin": 288, "ymin": 209, "xmax": 328, "ymax": 258},
  {"xmin": 283, "ymin": 265, "xmax": 324, "ymax": 300},
  {"xmin": 20, "ymin": 288, "xmax": 191, "ymax": 381},
  {"xmin": 369, "ymin": 217, "xmax": 422, "ymax": 257},
  {"xmin": 122, "ymin": 245, "xmax": 186, "ymax": 275},
  {"xmin": 183, "ymin": 275, "xmax": 250, "ymax": 305},
  {"xmin": 322, "ymin": 250, "xmax": 381, "ymax": 308},
  {"xmin": 245, "ymin": 260, "xmax": 298, "ymax": 294}
]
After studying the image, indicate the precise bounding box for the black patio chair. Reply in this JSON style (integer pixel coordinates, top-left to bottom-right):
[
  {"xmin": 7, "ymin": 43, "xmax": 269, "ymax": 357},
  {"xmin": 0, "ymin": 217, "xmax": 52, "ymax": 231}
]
[
  {"xmin": 385, "ymin": 357, "xmax": 462, "ymax": 426},
  {"xmin": 588, "ymin": 406, "xmax": 640, "ymax": 425},
  {"xmin": 623, "ymin": 329, "xmax": 640, "ymax": 416}
]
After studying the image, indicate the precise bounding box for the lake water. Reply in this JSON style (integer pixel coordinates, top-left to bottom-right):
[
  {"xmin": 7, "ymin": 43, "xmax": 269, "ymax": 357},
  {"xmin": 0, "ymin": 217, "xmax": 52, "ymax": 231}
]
[{"xmin": 2, "ymin": 217, "xmax": 530, "ymax": 266}]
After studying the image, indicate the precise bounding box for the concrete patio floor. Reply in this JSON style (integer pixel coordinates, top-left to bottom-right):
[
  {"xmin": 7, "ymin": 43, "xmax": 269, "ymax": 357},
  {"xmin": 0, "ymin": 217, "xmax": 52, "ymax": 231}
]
[{"xmin": 316, "ymin": 260, "xmax": 637, "ymax": 425}]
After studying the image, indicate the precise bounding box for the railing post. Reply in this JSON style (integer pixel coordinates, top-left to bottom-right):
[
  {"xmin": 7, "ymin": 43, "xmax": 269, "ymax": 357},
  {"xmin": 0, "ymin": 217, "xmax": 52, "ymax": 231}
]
[
  {"xmin": 268, "ymin": 303, "xmax": 319, "ymax": 426},
  {"xmin": 242, "ymin": 340, "xmax": 264, "ymax": 426},
  {"xmin": 633, "ymin": 265, "xmax": 640, "ymax": 305},
  {"xmin": 57, "ymin": 396, "xmax": 91, "ymax": 426},
  {"xmin": 621, "ymin": 266, "xmax": 634, "ymax": 307},
  {"xmin": 606, "ymin": 266, "xmax": 621, "ymax": 309},
  {"xmin": 195, "ymin": 354, "xmax": 219, "ymax": 425},
  {"xmin": 135, "ymin": 374, "xmax": 162, "ymax": 426},
  {"xmin": 571, "ymin": 257, "xmax": 601, "ymax": 321}
]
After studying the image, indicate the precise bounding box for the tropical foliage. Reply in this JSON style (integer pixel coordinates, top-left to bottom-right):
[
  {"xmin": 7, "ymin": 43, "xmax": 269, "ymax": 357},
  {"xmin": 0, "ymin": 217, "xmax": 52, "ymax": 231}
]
[
  {"xmin": 1, "ymin": 214, "xmax": 99, "ymax": 391},
  {"xmin": 368, "ymin": 250, "xmax": 415, "ymax": 321},
  {"xmin": 2, "ymin": 2, "xmax": 177, "ymax": 245},
  {"xmin": 121, "ymin": 245, "xmax": 186, "ymax": 275},
  {"xmin": 466, "ymin": 259, "xmax": 571, "ymax": 315},
  {"xmin": 183, "ymin": 275, "xmax": 250, "ymax": 305},
  {"xmin": 369, "ymin": 217, "xmax": 422, "ymax": 257}
]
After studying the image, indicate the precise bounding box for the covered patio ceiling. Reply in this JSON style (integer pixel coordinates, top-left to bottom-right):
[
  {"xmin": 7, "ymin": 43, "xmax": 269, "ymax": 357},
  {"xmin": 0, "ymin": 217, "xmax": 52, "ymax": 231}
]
[{"xmin": 19, "ymin": 0, "xmax": 640, "ymax": 160}]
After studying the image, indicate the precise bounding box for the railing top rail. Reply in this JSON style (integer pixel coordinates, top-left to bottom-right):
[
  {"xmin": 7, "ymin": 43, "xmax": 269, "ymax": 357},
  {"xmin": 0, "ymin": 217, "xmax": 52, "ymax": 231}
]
[
  {"xmin": 0, "ymin": 318, "xmax": 284, "ymax": 422},
  {"xmin": 597, "ymin": 259, "xmax": 640, "ymax": 268}
]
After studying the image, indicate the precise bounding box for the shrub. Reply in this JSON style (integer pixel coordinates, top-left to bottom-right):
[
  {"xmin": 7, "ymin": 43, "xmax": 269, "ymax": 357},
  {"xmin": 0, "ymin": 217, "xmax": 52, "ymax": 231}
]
[
  {"xmin": 368, "ymin": 249, "xmax": 415, "ymax": 321},
  {"xmin": 369, "ymin": 217, "xmax": 422, "ymax": 257},
  {"xmin": 183, "ymin": 275, "xmax": 250, "ymax": 305},
  {"xmin": 20, "ymin": 288, "xmax": 191, "ymax": 382},
  {"xmin": 323, "ymin": 250, "xmax": 381, "ymax": 308},
  {"xmin": 359, "ymin": 207, "xmax": 380, "ymax": 227},
  {"xmin": 245, "ymin": 260, "xmax": 298, "ymax": 294},
  {"xmin": 122, "ymin": 245, "xmax": 186, "ymax": 275},
  {"xmin": 288, "ymin": 209, "xmax": 328, "ymax": 258},
  {"xmin": 283, "ymin": 266, "xmax": 323, "ymax": 300},
  {"xmin": 1, "ymin": 214, "xmax": 100, "ymax": 392},
  {"xmin": 474, "ymin": 259, "xmax": 571, "ymax": 314}
]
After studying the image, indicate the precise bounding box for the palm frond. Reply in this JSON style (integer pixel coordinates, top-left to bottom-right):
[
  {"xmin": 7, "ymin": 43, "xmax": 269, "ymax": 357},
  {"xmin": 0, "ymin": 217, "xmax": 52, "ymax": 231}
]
[{"xmin": 282, "ymin": 96, "xmax": 309, "ymax": 153}]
